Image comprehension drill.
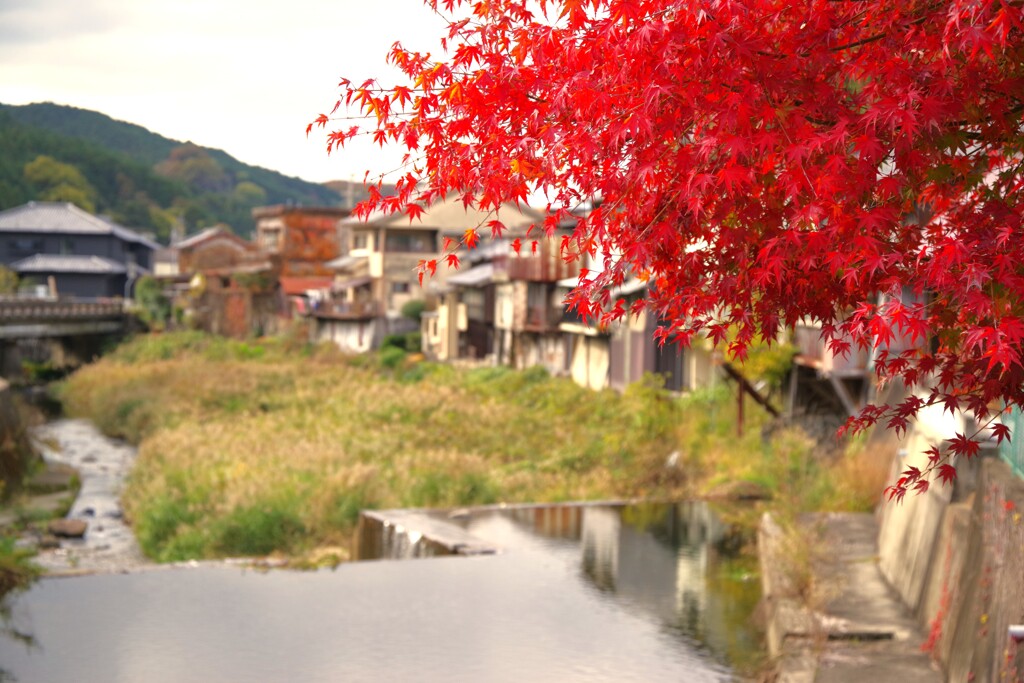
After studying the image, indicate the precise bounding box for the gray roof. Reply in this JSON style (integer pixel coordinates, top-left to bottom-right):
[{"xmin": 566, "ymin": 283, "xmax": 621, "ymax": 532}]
[
  {"xmin": 343, "ymin": 195, "xmax": 544, "ymax": 234},
  {"xmin": 0, "ymin": 202, "xmax": 161, "ymax": 250},
  {"xmin": 175, "ymin": 225, "xmax": 247, "ymax": 250},
  {"xmin": 154, "ymin": 248, "xmax": 179, "ymax": 264},
  {"xmin": 447, "ymin": 263, "xmax": 494, "ymax": 287},
  {"xmin": 11, "ymin": 254, "xmax": 128, "ymax": 275}
]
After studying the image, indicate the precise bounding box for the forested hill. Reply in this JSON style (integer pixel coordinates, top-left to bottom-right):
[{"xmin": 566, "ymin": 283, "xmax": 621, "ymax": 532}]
[{"xmin": 0, "ymin": 102, "xmax": 345, "ymax": 240}]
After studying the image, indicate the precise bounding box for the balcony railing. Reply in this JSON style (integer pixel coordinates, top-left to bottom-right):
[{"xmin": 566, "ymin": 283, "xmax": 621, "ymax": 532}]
[
  {"xmin": 505, "ymin": 254, "xmax": 579, "ymax": 282},
  {"xmin": 311, "ymin": 300, "xmax": 381, "ymax": 320}
]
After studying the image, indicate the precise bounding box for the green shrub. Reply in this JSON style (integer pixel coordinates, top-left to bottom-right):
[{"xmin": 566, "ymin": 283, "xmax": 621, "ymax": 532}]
[
  {"xmin": 22, "ymin": 360, "xmax": 65, "ymax": 382},
  {"xmin": 379, "ymin": 345, "xmax": 407, "ymax": 369},
  {"xmin": 381, "ymin": 332, "xmax": 421, "ymax": 352},
  {"xmin": 133, "ymin": 494, "xmax": 198, "ymax": 559},
  {"xmin": 0, "ymin": 535, "xmax": 40, "ymax": 595},
  {"xmin": 134, "ymin": 276, "xmax": 171, "ymax": 330},
  {"xmin": 400, "ymin": 299, "xmax": 426, "ymax": 321},
  {"xmin": 212, "ymin": 503, "xmax": 306, "ymax": 556}
]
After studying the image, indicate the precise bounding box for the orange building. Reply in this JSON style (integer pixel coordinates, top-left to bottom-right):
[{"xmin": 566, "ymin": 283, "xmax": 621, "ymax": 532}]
[{"xmin": 252, "ymin": 205, "xmax": 350, "ymax": 276}]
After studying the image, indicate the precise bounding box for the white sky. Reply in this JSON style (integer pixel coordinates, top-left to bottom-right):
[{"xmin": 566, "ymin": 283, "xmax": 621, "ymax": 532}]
[{"xmin": 0, "ymin": 0, "xmax": 450, "ymax": 185}]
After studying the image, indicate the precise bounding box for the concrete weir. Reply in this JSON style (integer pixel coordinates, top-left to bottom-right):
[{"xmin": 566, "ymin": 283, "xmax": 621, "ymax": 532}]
[{"xmin": 355, "ymin": 509, "xmax": 499, "ymax": 560}]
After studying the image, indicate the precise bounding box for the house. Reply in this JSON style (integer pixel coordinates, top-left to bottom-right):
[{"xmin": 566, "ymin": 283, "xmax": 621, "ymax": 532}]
[
  {"xmin": 186, "ymin": 263, "xmax": 280, "ymax": 338},
  {"xmin": 559, "ymin": 276, "xmax": 708, "ymax": 393},
  {"xmin": 423, "ymin": 242, "xmax": 505, "ymax": 362},
  {"xmin": 149, "ymin": 225, "xmax": 278, "ymax": 338},
  {"xmin": 159, "ymin": 225, "xmax": 262, "ymax": 277},
  {"xmin": 785, "ymin": 287, "xmax": 927, "ymax": 438},
  {"xmin": 493, "ymin": 232, "xmax": 579, "ymax": 372},
  {"xmin": 252, "ymin": 205, "xmax": 350, "ymax": 276},
  {"xmin": 321, "ymin": 196, "xmax": 543, "ymax": 354},
  {"xmin": 0, "ymin": 201, "xmax": 159, "ymax": 298}
]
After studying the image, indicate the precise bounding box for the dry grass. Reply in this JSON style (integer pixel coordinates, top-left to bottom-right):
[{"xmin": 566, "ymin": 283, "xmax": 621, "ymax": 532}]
[{"xmin": 58, "ymin": 332, "xmax": 884, "ymax": 562}]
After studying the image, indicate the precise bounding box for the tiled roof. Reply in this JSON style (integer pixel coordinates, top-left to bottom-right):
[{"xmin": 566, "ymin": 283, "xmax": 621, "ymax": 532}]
[
  {"xmin": 342, "ymin": 195, "xmax": 544, "ymax": 233},
  {"xmin": 279, "ymin": 276, "xmax": 333, "ymax": 296},
  {"xmin": 177, "ymin": 227, "xmax": 221, "ymax": 249},
  {"xmin": 11, "ymin": 254, "xmax": 128, "ymax": 275},
  {"xmin": 175, "ymin": 225, "xmax": 249, "ymax": 250},
  {"xmin": 0, "ymin": 202, "xmax": 160, "ymax": 249}
]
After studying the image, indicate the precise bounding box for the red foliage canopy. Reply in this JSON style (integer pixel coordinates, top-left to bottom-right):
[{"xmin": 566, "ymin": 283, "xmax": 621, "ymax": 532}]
[{"xmin": 315, "ymin": 0, "xmax": 1024, "ymax": 495}]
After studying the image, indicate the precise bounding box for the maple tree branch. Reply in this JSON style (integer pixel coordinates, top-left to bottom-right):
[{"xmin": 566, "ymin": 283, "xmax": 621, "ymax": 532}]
[{"xmin": 828, "ymin": 4, "xmax": 938, "ymax": 52}]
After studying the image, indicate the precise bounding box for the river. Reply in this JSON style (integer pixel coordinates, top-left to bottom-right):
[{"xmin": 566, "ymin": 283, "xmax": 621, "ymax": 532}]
[
  {"xmin": 0, "ymin": 420, "xmax": 762, "ymax": 682},
  {"xmin": 29, "ymin": 418, "xmax": 148, "ymax": 574}
]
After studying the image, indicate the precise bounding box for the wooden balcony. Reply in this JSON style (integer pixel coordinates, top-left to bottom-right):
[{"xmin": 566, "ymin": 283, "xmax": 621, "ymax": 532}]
[
  {"xmin": 504, "ymin": 249, "xmax": 580, "ymax": 282},
  {"xmin": 521, "ymin": 305, "xmax": 563, "ymax": 332},
  {"xmin": 311, "ymin": 300, "xmax": 381, "ymax": 321}
]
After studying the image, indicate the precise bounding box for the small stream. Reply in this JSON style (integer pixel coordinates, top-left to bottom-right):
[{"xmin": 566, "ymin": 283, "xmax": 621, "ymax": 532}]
[
  {"xmin": 29, "ymin": 418, "xmax": 148, "ymax": 574},
  {"xmin": 2, "ymin": 418, "xmax": 763, "ymax": 682}
]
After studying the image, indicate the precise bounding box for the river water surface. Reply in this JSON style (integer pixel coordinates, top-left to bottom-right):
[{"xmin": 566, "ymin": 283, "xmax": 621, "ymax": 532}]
[{"xmin": 1, "ymin": 421, "xmax": 762, "ymax": 682}]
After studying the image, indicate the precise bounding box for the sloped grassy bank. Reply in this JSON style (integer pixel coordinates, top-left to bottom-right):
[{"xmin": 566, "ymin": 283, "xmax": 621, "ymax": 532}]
[{"xmin": 57, "ymin": 332, "xmax": 885, "ymax": 563}]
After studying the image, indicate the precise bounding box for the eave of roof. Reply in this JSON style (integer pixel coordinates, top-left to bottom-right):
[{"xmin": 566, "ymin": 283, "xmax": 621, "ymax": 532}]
[{"xmin": 11, "ymin": 254, "xmax": 128, "ymax": 275}]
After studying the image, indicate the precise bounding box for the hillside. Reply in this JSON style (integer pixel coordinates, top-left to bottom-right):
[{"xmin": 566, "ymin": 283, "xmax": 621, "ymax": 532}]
[{"xmin": 0, "ymin": 102, "xmax": 345, "ymax": 239}]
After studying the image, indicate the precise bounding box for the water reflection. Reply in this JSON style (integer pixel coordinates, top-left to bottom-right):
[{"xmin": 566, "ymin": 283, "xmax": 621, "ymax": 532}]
[
  {"xmin": 453, "ymin": 502, "xmax": 760, "ymax": 671},
  {"xmin": 0, "ymin": 501, "xmax": 760, "ymax": 683}
]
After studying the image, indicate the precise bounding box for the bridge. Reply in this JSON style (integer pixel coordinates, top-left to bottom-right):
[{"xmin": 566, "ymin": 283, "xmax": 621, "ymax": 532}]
[
  {"xmin": 0, "ymin": 297, "xmax": 128, "ymax": 339},
  {"xmin": 0, "ymin": 297, "xmax": 131, "ymax": 377}
]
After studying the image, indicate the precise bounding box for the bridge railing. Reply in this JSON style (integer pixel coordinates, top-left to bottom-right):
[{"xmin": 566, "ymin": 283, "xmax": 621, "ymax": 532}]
[{"xmin": 0, "ymin": 296, "xmax": 126, "ymax": 321}]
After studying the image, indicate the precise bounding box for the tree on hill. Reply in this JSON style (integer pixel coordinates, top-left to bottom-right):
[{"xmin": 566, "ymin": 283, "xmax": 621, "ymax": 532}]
[
  {"xmin": 316, "ymin": 0, "xmax": 1024, "ymax": 495},
  {"xmin": 23, "ymin": 155, "xmax": 98, "ymax": 212},
  {"xmin": 156, "ymin": 144, "xmax": 233, "ymax": 194},
  {"xmin": 0, "ymin": 104, "xmax": 345, "ymax": 237}
]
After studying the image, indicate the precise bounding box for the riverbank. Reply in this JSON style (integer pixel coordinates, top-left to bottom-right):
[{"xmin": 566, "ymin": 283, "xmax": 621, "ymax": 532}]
[{"xmin": 55, "ymin": 332, "xmax": 890, "ymax": 565}]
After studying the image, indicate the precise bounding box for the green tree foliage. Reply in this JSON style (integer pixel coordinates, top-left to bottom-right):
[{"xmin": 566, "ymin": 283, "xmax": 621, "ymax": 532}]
[
  {"xmin": 156, "ymin": 144, "xmax": 232, "ymax": 194},
  {"xmin": 0, "ymin": 104, "xmax": 346, "ymax": 238},
  {"xmin": 1, "ymin": 103, "xmax": 343, "ymax": 213},
  {"xmin": 23, "ymin": 155, "xmax": 97, "ymax": 212},
  {"xmin": 233, "ymin": 181, "xmax": 267, "ymax": 207},
  {"xmin": 0, "ymin": 266, "xmax": 17, "ymax": 295},
  {"xmin": 134, "ymin": 276, "xmax": 171, "ymax": 330},
  {"xmin": 400, "ymin": 298, "xmax": 426, "ymax": 321}
]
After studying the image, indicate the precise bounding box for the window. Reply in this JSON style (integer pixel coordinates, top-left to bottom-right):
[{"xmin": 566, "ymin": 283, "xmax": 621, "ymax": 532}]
[
  {"xmin": 8, "ymin": 238, "xmax": 43, "ymax": 257},
  {"xmin": 259, "ymin": 228, "xmax": 282, "ymax": 252},
  {"xmin": 60, "ymin": 238, "xmax": 75, "ymax": 255},
  {"xmin": 352, "ymin": 233, "xmax": 369, "ymax": 250},
  {"xmin": 392, "ymin": 281, "xmax": 411, "ymax": 294},
  {"xmin": 462, "ymin": 288, "xmax": 485, "ymax": 320},
  {"xmin": 385, "ymin": 231, "xmax": 434, "ymax": 252}
]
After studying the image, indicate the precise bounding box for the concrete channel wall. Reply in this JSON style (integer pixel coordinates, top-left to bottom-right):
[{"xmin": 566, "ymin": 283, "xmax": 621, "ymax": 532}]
[
  {"xmin": 761, "ymin": 416, "xmax": 1024, "ymax": 682},
  {"xmin": 879, "ymin": 454, "xmax": 1024, "ymax": 682}
]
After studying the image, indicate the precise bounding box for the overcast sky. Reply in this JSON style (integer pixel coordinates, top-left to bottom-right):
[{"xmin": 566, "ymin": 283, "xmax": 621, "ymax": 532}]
[{"xmin": 0, "ymin": 0, "xmax": 449, "ymax": 184}]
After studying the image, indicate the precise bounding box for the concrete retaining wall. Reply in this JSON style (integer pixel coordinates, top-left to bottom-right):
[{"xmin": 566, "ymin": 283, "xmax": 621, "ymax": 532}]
[{"xmin": 879, "ymin": 454, "xmax": 1024, "ymax": 681}]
